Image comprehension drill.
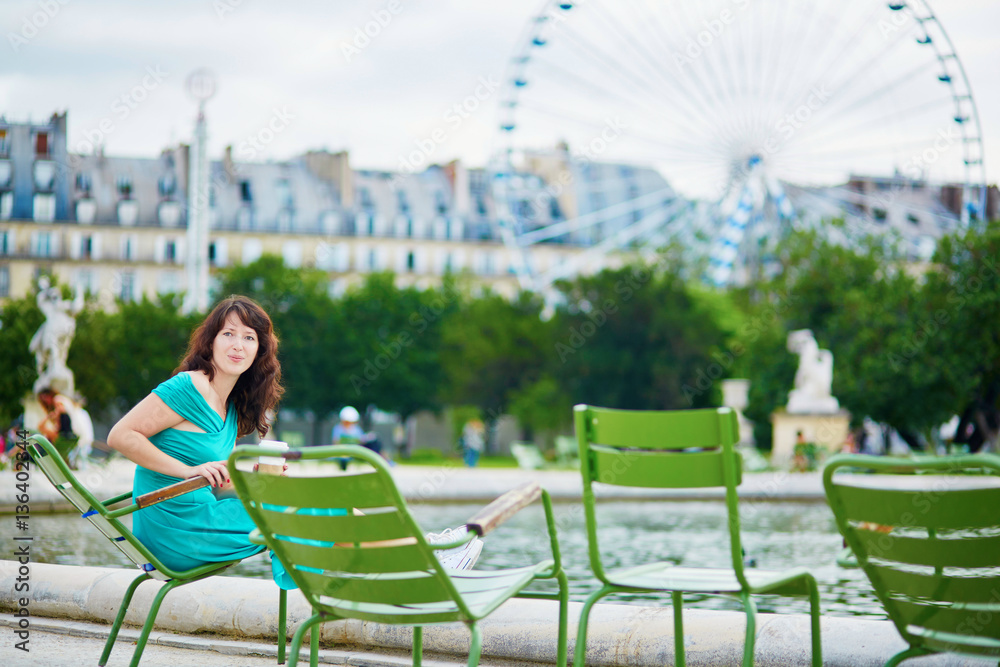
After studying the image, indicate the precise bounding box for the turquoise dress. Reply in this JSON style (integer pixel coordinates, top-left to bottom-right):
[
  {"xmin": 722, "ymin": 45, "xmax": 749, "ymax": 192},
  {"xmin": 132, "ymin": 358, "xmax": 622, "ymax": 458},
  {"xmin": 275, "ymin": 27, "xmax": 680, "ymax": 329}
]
[{"xmin": 131, "ymin": 372, "xmax": 295, "ymax": 589}]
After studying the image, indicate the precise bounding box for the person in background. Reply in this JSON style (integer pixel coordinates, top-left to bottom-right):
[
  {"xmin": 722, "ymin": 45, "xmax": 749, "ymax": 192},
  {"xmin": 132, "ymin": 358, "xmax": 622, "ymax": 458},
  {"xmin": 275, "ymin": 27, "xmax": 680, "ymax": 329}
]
[{"xmin": 462, "ymin": 419, "xmax": 485, "ymax": 468}]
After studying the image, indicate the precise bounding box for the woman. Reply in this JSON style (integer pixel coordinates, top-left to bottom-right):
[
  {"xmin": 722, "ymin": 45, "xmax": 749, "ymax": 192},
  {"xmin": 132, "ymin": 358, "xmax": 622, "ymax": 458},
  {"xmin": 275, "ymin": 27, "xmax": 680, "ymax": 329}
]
[{"xmin": 107, "ymin": 295, "xmax": 292, "ymax": 586}]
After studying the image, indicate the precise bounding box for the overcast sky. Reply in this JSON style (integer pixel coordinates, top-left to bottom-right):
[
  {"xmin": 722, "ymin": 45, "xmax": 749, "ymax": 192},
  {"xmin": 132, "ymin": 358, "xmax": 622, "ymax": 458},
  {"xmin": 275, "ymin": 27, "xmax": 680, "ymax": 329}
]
[{"xmin": 2, "ymin": 0, "xmax": 998, "ymax": 187}]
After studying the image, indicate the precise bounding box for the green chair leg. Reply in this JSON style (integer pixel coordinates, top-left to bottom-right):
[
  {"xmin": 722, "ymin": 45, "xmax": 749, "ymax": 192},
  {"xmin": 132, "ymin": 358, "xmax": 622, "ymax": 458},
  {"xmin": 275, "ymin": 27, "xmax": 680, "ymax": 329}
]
[
  {"xmin": 555, "ymin": 569, "xmax": 570, "ymax": 667},
  {"xmin": 130, "ymin": 578, "xmax": 182, "ymax": 667},
  {"xmin": 573, "ymin": 586, "xmax": 613, "ymax": 667},
  {"xmin": 885, "ymin": 646, "xmax": 933, "ymax": 667},
  {"xmin": 288, "ymin": 612, "xmax": 324, "ymax": 667},
  {"xmin": 806, "ymin": 576, "xmax": 822, "ymax": 667},
  {"xmin": 740, "ymin": 592, "xmax": 758, "ymax": 667},
  {"xmin": 672, "ymin": 591, "xmax": 686, "ymax": 667},
  {"xmin": 99, "ymin": 572, "xmax": 151, "ymax": 666},
  {"xmin": 310, "ymin": 622, "xmax": 319, "ymax": 667},
  {"xmin": 278, "ymin": 588, "xmax": 287, "ymax": 664},
  {"xmin": 466, "ymin": 622, "xmax": 482, "ymax": 667},
  {"xmin": 414, "ymin": 625, "xmax": 423, "ymax": 667}
]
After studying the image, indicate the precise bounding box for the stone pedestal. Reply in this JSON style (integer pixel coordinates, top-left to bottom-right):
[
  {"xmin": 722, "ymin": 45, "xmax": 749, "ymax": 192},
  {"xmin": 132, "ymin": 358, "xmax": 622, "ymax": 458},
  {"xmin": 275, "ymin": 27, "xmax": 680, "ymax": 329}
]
[{"xmin": 771, "ymin": 411, "xmax": 850, "ymax": 469}]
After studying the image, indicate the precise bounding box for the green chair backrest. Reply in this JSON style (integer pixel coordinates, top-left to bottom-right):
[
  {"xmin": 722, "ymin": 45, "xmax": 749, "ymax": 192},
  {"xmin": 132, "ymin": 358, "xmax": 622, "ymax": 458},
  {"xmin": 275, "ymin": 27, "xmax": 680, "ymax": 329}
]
[
  {"xmin": 25, "ymin": 434, "xmax": 179, "ymax": 580},
  {"xmin": 574, "ymin": 405, "xmax": 745, "ymax": 584},
  {"xmin": 229, "ymin": 444, "xmax": 475, "ymax": 622},
  {"xmin": 824, "ymin": 454, "xmax": 1000, "ymax": 657}
]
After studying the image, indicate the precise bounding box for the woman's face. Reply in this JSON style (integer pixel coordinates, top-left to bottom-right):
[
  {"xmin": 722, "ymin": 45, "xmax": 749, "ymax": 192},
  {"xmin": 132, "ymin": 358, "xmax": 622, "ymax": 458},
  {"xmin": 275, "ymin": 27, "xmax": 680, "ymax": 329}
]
[{"xmin": 211, "ymin": 313, "xmax": 260, "ymax": 377}]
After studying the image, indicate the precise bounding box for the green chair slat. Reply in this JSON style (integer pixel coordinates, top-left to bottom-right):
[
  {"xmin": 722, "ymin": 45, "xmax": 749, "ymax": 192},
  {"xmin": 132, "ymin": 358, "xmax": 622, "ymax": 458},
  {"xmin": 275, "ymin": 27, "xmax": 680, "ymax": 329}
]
[
  {"xmin": 229, "ymin": 444, "xmax": 568, "ymax": 667},
  {"xmin": 583, "ymin": 406, "xmax": 736, "ymax": 450},
  {"xmin": 573, "ymin": 405, "xmax": 821, "ymax": 667},
  {"xmin": 855, "ymin": 529, "xmax": 1000, "ymax": 568},
  {"xmin": 316, "ymin": 597, "xmax": 464, "ymax": 624},
  {"xmin": 891, "ymin": 598, "xmax": 1000, "ymax": 638},
  {"xmin": 294, "ymin": 569, "xmax": 454, "ymax": 605},
  {"xmin": 589, "ymin": 446, "xmax": 736, "ymax": 488},
  {"xmin": 246, "ymin": 469, "xmax": 394, "ymax": 509},
  {"xmin": 825, "ymin": 454, "xmax": 1000, "ymax": 665},
  {"xmin": 871, "ymin": 565, "xmax": 1000, "ymax": 604},
  {"xmin": 275, "ymin": 539, "xmax": 438, "ymax": 574},
  {"xmin": 260, "ymin": 507, "xmax": 413, "ymax": 543},
  {"xmin": 834, "ymin": 483, "xmax": 1000, "ymax": 530}
]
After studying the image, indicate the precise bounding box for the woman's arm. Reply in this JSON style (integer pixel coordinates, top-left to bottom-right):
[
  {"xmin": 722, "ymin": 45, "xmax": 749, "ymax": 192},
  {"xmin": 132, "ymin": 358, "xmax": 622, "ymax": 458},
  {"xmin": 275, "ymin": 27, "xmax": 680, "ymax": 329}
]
[{"xmin": 107, "ymin": 393, "xmax": 229, "ymax": 487}]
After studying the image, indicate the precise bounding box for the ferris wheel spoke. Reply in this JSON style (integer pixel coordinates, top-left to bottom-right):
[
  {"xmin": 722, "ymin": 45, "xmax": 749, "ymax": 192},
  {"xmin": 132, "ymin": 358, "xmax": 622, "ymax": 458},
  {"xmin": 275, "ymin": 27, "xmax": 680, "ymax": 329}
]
[
  {"xmin": 808, "ymin": 60, "xmax": 938, "ymax": 131},
  {"xmin": 669, "ymin": 0, "xmax": 757, "ymax": 143},
  {"xmin": 512, "ymin": 100, "xmax": 720, "ymax": 161},
  {"xmin": 518, "ymin": 188, "xmax": 677, "ymax": 246},
  {"xmin": 785, "ymin": 95, "xmax": 954, "ymax": 154},
  {"xmin": 526, "ymin": 59, "xmax": 720, "ymax": 142},
  {"xmin": 585, "ymin": 0, "xmax": 747, "ymax": 145}
]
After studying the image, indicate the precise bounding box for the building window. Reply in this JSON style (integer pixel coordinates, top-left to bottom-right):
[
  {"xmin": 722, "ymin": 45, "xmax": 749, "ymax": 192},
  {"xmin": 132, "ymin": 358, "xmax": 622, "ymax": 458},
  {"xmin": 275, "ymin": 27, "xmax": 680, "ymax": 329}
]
[
  {"xmin": 435, "ymin": 191, "xmax": 448, "ymax": 215},
  {"xmin": 119, "ymin": 271, "xmax": 136, "ymax": 302},
  {"xmin": 475, "ymin": 195, "xmax": 488, "ymax": 217},
  {"xmin": 367, "ymin": 216, "xmax": 375, "ymax": 236},
  {"xmin": 406, "ymin": 217, "xmax": 413, "ymax": 238},
  {"xmin": 158, "ymin": 173, "xmax": 176, "ymax": 198},
  {"xmin": 80, "ymin": 235, "xmax": 93, "ymax": 260},
  {"xmin": 276, "ymin": 178, "xmax": 293, "ymax": 209},
  {"xmin": 0, "ymin": 265, "xmax": 9, "ymax": 297},
  {"xmin": 0, "ymin": 231, "xmax": 9, "ymax": 255},
  {"xmin": 2, "ymin": 191, "xmax": 16, "ymax": 219},
  {"xmin": 164, "ymin": 239, "xmax": 177, "ymax": 263},
  {"xmin": 122, "ymin": 236, "xmax": 135, "ymax": 261},
  {"xmin": 243, "ymin": 238, "xmax": 263, "ymax": 265},
  {"xmin": 75, "ymin": 172, "xmax": 92, "ymax": 194},
  {"xmin": 396, "ymin": 190, "xmax": 409, "ymax": 214},
  {"xmin": 33, "ymin": 194, "xmax": 56, "ymax": 222},
  {"xmin": 208, "ymin": 242, "xmax": 216, "ymax": 264},
  {"xmin": 116, "ymin": 175, "xmax": 133, "ymax": 199},
  {"xmin": 31, "ymin": 232, "xmax": 54, "ymax": 257},
  {"xmin": 239, "ymin": 180, "xmax": 252, "ymax": 202},
  {"xmin": 368, "ymin": 248, "xmax": 377, "ymax": 270},
  {"xmin": 406, "ymin": 251, "xmax": 415, "ymax": 272},
  {"xmin": 0, "ymin": 128, "xmax": 8, "ymax": 156},
  {"xmin": 359, "ymin": 187, "xmax": 373, "ymax": 209},
  {"xmin": 35, "ymin": 131, "xmax": 50, "ymax": 157}
]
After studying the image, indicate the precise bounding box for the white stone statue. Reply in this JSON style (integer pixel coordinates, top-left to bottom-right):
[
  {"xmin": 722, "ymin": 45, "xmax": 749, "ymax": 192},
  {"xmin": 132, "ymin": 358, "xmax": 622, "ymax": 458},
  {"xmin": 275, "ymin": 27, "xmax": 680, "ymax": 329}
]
[
  {"xmin": 786, "ymin": 329, "xmax": 840, "ymax": 414},
  {"xmin": 28, "ymin": 277, "xmax": 83, "ymax": 397}
]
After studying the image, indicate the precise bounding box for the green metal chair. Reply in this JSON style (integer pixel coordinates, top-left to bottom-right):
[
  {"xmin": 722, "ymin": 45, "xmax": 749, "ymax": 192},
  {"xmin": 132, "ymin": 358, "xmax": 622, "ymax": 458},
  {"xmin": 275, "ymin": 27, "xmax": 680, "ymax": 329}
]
[
  {"xmin": 824, "ymin": 453, "xmax": 1000, "ymax": 666},
  {"xmin": 227, "ymin": 443, "xmax": 569, "ymax": 667},
  {"xmin": 24, "ymin": 434, "xmax": 288, "ymax": 667},
  {"xmin": 572, "ymin": 405, "xmax": 822, "ymax": 667}
]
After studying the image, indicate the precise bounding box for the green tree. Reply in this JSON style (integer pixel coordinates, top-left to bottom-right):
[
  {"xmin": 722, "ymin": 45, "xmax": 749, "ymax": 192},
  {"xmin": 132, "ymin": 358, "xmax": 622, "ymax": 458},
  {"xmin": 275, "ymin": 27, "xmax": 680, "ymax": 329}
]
[
  {"xmin": 339, "ymin": 272, "xmax": 454, "ymax": 420},
  {"xmin": 440, "ymin": 290, "xmax": 552, "ymax": 450},
  {"xmin": 107, "ymin": 294, "xmax": 202, "ymax": 409},
  {"xmin": 921, "ymin": 226, "xmax": 1000, "ymax": 450},
  {"xmin": 0, "ymin": 294, "xmax": 42, "ymax": 425},
  {"xmin": 552, "ymin": 263, "xmax": 737, "ymax": 410}
]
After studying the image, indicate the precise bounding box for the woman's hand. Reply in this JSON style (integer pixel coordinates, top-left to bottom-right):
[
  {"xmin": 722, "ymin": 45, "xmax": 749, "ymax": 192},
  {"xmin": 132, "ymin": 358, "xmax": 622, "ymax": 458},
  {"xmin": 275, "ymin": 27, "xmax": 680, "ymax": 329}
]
[{"xmin": 187, "ymin": 460, "xmax": 230, "ymax": 487}]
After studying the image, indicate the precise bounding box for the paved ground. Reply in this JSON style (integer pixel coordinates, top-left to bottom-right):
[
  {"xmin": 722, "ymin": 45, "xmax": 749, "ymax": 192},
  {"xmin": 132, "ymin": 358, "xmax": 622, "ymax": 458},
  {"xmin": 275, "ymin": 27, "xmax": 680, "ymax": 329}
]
[{"xmin": 0, "ymin": 617, "xmax": 533, "ymax": 667}]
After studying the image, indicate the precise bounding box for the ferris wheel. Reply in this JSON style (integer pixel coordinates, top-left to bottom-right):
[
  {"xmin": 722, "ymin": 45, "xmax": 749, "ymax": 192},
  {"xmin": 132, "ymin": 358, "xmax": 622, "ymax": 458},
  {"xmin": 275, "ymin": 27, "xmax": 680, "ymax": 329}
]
[{"xmin": 490, "ymin": 0, "xmax": 987, "ymax": 290}]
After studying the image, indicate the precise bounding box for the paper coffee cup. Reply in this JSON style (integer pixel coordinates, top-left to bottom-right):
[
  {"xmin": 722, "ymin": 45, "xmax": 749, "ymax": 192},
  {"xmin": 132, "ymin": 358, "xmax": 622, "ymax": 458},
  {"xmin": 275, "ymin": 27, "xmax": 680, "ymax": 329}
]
[{"xmin": 257, "ymin": 440, "xmax": 288, "ymax": 475}]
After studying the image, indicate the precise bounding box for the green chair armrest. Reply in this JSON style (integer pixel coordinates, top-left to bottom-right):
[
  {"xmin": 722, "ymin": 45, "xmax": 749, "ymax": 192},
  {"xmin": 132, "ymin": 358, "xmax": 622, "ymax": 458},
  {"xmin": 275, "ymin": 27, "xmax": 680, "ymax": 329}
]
[
  {"xmin": 248, "ymin": 527, "xmax": 267, "ymax": 546},
  {"xmin": 107, "ymin": 477, "xmax": 211, "ymax": 518}
]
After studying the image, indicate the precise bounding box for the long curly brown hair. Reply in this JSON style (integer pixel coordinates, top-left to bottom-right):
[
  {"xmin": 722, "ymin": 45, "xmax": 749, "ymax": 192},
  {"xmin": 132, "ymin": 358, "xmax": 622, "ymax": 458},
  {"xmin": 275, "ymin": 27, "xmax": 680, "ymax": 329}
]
[{"xmin": 176, "ymin": 295, "xmax": 283, "ymax": 438}]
